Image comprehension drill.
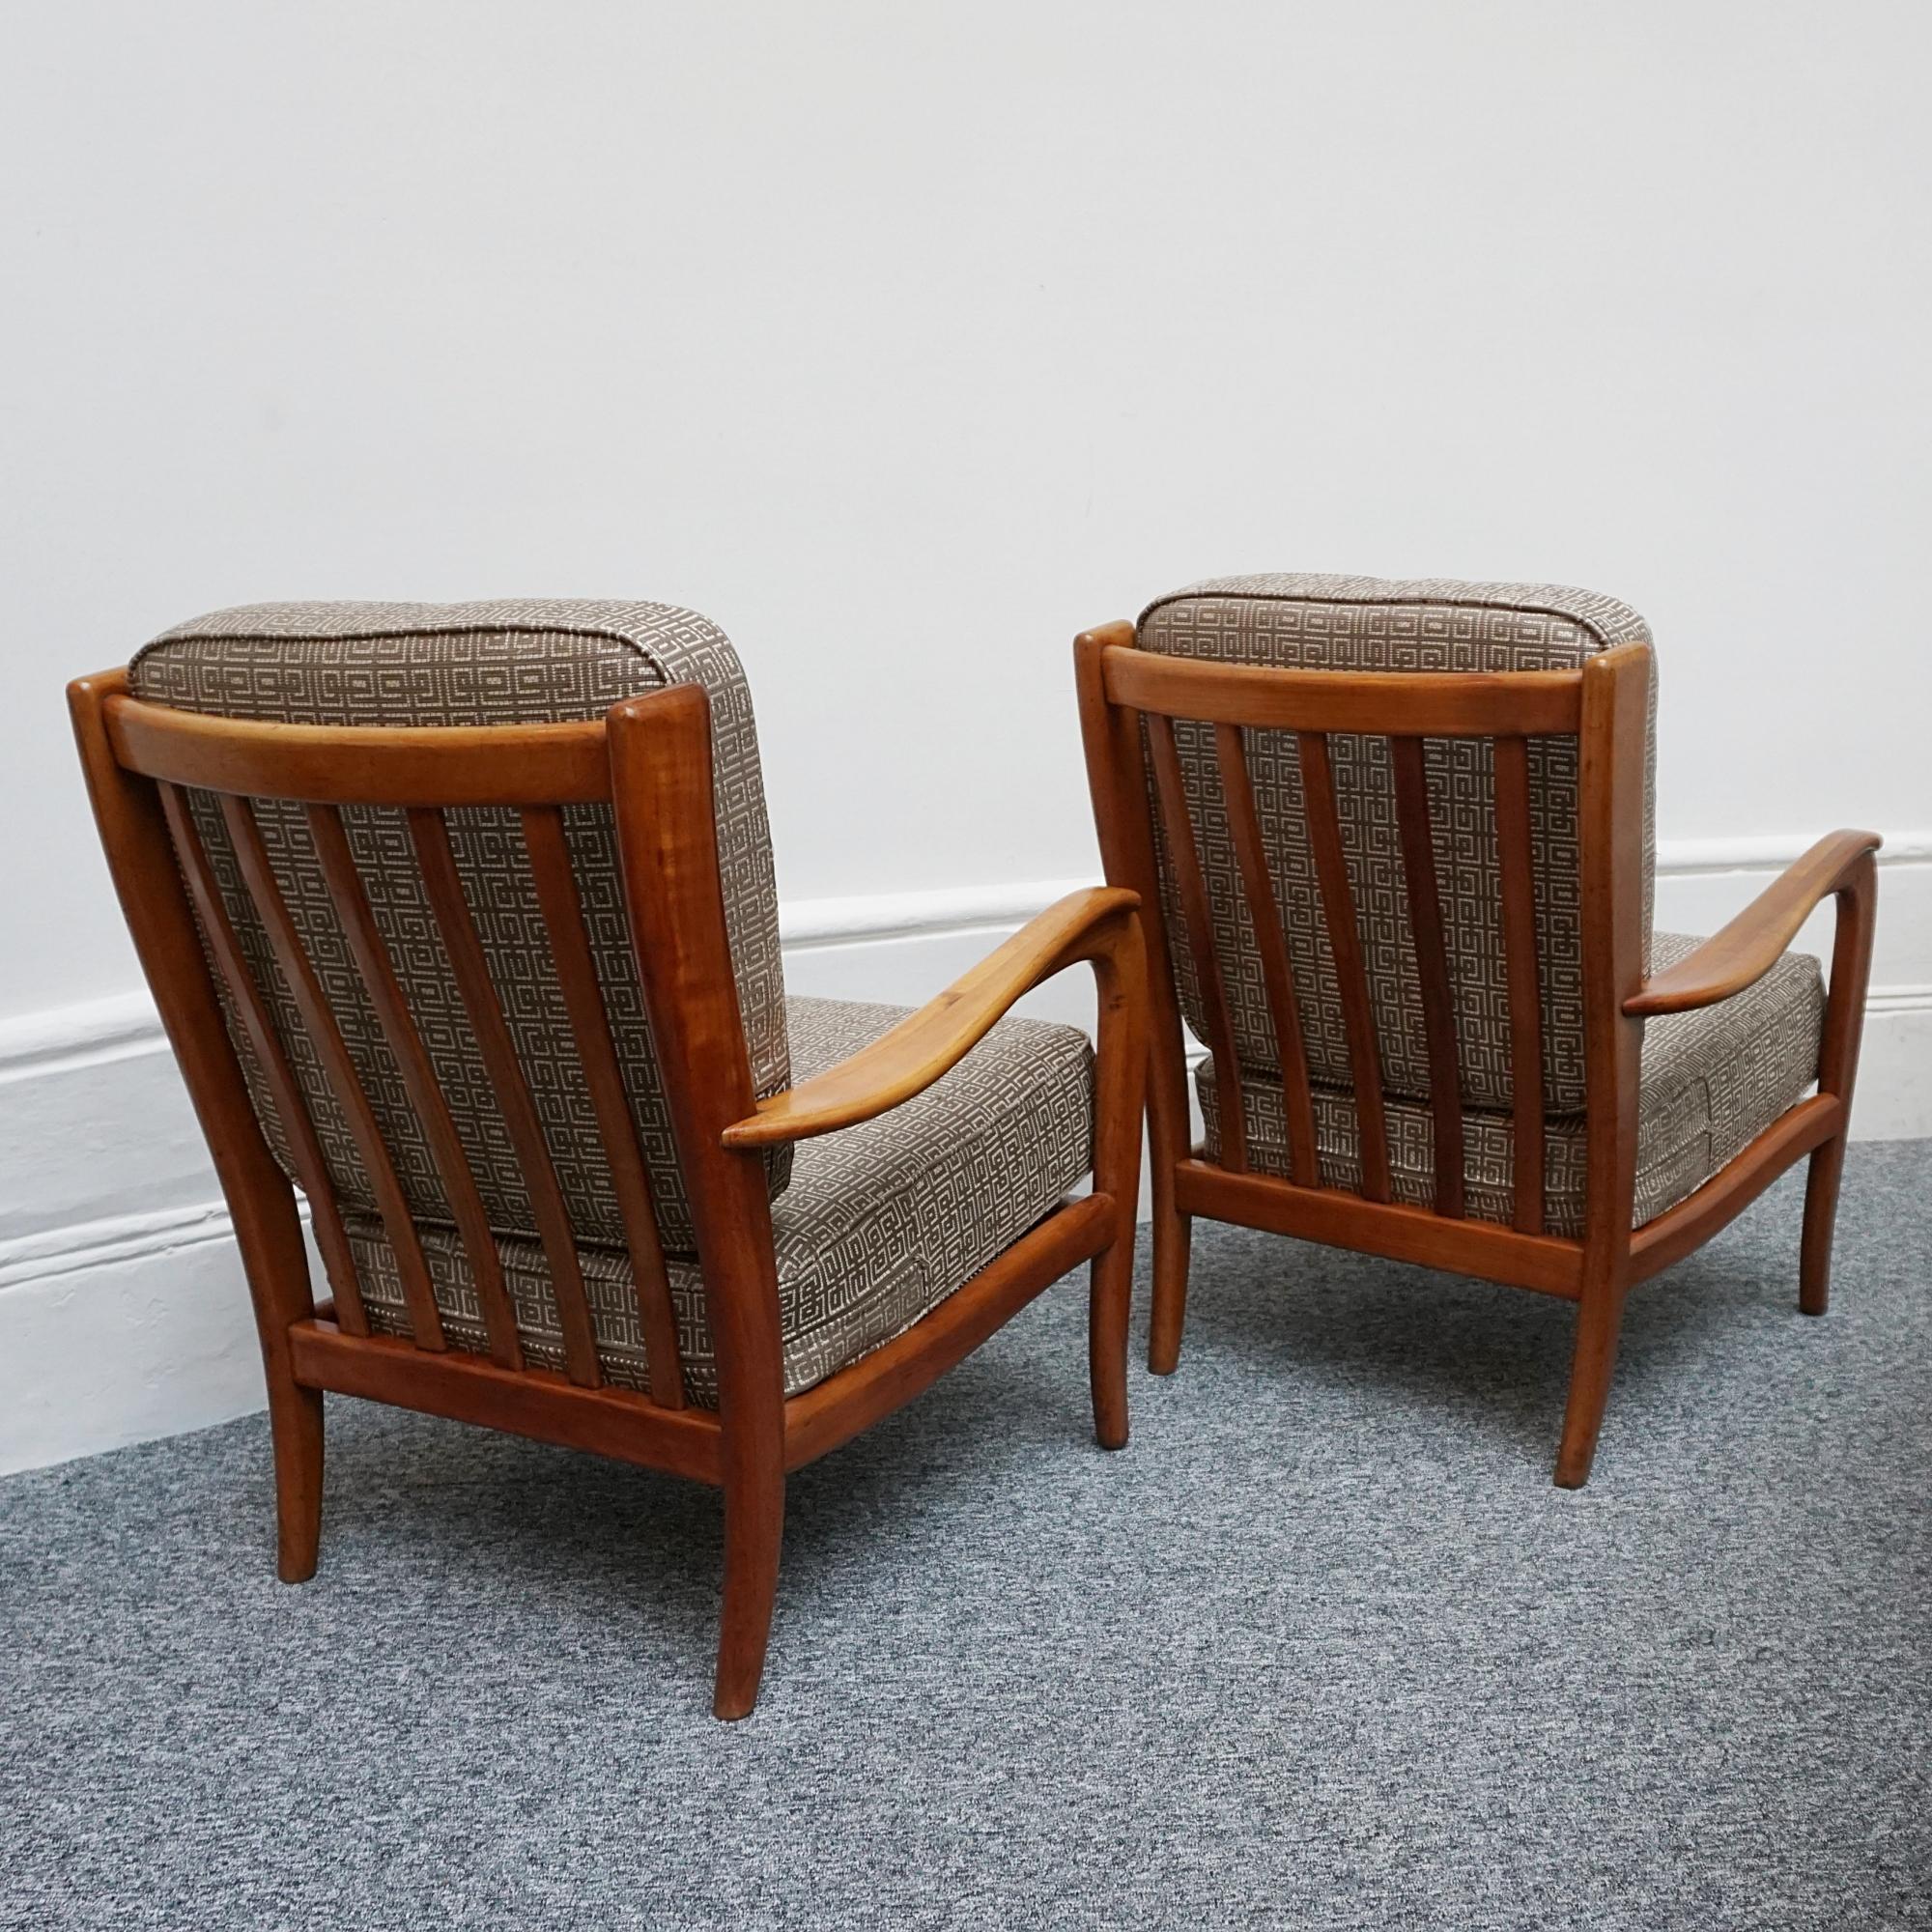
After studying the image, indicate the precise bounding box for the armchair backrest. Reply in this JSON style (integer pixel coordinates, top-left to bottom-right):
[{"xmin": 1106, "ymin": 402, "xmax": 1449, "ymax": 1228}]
[
  {"xmin": 102, "ymin": 600, "xmax": 791, "ymax": 1401},
  {"xmin": 129, "ymin": 600, "xmax": 790, "ymax": 1250},
  {"xmin": 1084, "ymin": 576, "xmax": 1657, "ymax": 1237},
  {"xmin": 1135, "ymin": 577, "xmax": 1656, "ymax": 1121}
]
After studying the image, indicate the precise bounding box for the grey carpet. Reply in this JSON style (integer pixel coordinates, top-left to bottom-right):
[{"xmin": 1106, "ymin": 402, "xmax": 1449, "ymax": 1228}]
[{"xmin": 4, "ymin": 1143, "xmax": 1928, "ymax": 1931}]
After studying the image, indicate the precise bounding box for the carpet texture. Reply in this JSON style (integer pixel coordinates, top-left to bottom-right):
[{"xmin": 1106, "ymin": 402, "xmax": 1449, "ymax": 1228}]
[{"xmin": 4, "ymin": 1143, "xmax": 1927, "ymax": 1930}]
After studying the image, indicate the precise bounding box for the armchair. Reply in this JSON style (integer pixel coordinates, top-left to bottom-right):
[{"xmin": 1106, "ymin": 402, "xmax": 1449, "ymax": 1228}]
[
  {"xmin": 71, "ymin": 600, "xmax": 1145, "ymax": 1719},
  {"xmin": 1077, "ymin": 575, "xmax": 1877, "ymax": 1487}
]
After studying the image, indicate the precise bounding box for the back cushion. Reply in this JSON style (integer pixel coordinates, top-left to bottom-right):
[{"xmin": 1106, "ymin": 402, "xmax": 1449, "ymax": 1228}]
[
  {"xmin": 1137, "ymin": 575, "xmax": 1656, "ymax": 1117},
  {"xmin": 131, "ymin": 599, "xmax": 789, "ymax": 1255}
]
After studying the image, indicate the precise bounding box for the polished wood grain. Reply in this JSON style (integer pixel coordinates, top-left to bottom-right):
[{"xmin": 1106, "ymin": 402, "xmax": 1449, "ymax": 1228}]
[
  {"xmin": 1216, "ymin": 723, "xmax": 1319, "ymax": 1187},
  {"xmin": 156, "ymin": 782, "xmax": 370, "ymax": 1338},
  {"xmin": 409, "ymin": 807, "xmax": 599, "ymax": 1386},
  {"xmin": 1800, "ymin": 844, "xmax": 1880, "ymax": 1315},
  {"xmin": 1102, "ymin": 649, "xmax": 1583, "ymax": 736},
  {"xmin": 1175, "ymin": 1161, "xmax": 1583, "ymax": 1298},
  {"xmin": 106, "ymin": 695, "xmax": 611, "ymax": 806},
  {"xmin": 76, "ymin": 657, "xmax": 1149, "ymax": 1721},
  {"xmin": 290, "ymin": 1319, "xmax": 723, "ymax": 1483},
  {"xmin": 1389, "ymin": 735, "xmax": 1464, "ymax": 1218},
  {"xmin": 1148, "ymin": 712, "xmax": 1246, "ymax": 1170},
  {"xmin": 608, "ymin": 685, "xmax": 789, "ymax": 1721},
  {"xmin": 1082, "ymin": 888, "xmax": 1149, "ymax": 1452},
  {"xmin": 1075, "ymin": 626, "xmax": 1197, "ymax": 1378},
  {"xmin": 219, "ymin": 793, "xmax": 448, "ymax": 1353},
  {"xmin": 70, "ymin": 670, "xmax": 325, "ymax": 1583},
  {"xmin": 1297, "ymin": 730, "xmax": 1391, "ymax": 1202},
  {"xmin": 1078, "ymin": 619, "xmax": 1875, "ymax": 1492},
  {"xmin": 521, "ymin": 805, "xmax": 685, "ymax": 1408},
  {"xmin": 1493, "ymin": 735, "xmax": 1547, "ymax": 1236},
  {"xmin": 1625, "ymin": 829, "xmax": 1883, "ymax": 1016},
  {"xmin": 1555, "ymin": 645, "xmax": 1650, "ymax": 1488},
  {"xmin": 723, "ymin": 887, "xmax": 1141, "ymax": 1149}
]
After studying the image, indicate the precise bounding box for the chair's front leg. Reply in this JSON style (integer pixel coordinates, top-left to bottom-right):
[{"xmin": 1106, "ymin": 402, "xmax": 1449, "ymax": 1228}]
[
  {"xmin": 1555, "ymin": 1265, "xmax": 1631, "ymax": 1491},
  {"xmin": 1085, "ymin": 909, "xmax": 1149, "ymax": 1450},
  {"xmin": 705, "ymin": 1154, "xmax": 790, "ymax": 1723},
  {"xmin": 1801, "ymin": 848, "xmax": 1880, "ymax": 1316},
  {"xmin": 715, "ymin": 1444, "xmax": 784, "ymax": 1721}
]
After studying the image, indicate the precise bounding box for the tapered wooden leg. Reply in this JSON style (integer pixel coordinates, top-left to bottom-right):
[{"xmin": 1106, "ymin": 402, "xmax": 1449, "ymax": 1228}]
[
  {"xmin": 270, "ymin": 1380, "xmax": 325, "ymax": 1583},
  {"xmin": 1799, "ymin": 1134, "xmax": 1849, "ymax": 1317},
  {"xmin": 1090, "ymin": 1237, "xmax": 1132, "ymax": 1450},
  {"xmin": 1554, "ymin": 1274, "xmax": 1628, "ymax": 1489},
  {"xmin": 1800, "ymin": 852, "xmax": 1878, "ymax": 1319},
  {"xmin": 714, "ymin": 1468, "xmax": 784, "ymax": 1720},
  {"xmin": 1147, "ymin": 1185, "xmax": 1192, "ymax": 1376},
  {"xmin": 1085, "ymin": 916, "xmax": 1145, "ymax": 1446}
]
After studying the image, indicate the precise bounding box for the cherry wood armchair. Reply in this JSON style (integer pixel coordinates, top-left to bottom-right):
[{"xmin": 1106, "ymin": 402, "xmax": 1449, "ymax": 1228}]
[
  {"xmin": 70, "ymin": 599, "xmax": 1144, "ymax": 1719},
  {"xmin": 1076, "ymin": 576, "xmax": 1878, "ymax": 1488}
]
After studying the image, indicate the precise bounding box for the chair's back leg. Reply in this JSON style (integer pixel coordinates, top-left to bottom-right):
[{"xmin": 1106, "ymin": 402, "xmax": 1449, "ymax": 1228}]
[
  {"xmin": 607, "ymin": 685, "xmax": 789, "ymax": 1720},
  {"xmin": 1084, "ymin": 902, "xmax": 1149, "ymax": 1451},
  {"xmin": 69, "ymin": 672, "xmax": 327, "ymax": 1576},
  {"xmin": 1553, "ymin": 1268, "xmax": 1631, "ymax": 1492},
  {"xmin": 1557, "ymin": 645, "xmax": 1651, "ymax": 1490},
  {"xmin": 1075, "ymin": 628, "xmax": 1197, "ymax": 1377},
  {"xmin": 1800, "ymin": 848, "xmax": 1880, "ymax": 1316}
]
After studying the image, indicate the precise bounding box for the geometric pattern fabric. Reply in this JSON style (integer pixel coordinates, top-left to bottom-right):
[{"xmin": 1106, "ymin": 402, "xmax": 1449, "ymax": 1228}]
[
  {"xmin": 1137, "ymin": 575, "xmax": 1660, "ymax": 1119},
  {"xmin": 129, "ymin": 600, "xmax": 792, "ymax": 1256},
  {"xmin": 1197, "ymin": 934, "xmax": 1824, "ymax": 1236},
  {"xmin": 348, "ymin": 996, "xmax": 1096, "ymax": 1402}
]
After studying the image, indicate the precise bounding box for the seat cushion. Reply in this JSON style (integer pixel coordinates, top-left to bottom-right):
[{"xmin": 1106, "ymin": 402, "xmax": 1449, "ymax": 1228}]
[
  {"xmin": 344, "ymin": 995, "xmax": 1095, "ymax": 1402},
  {"xmin": 130, "ymin": 599, "xmax": 789, "ymax": 1253},
  {"xmin": 1137, "ymin": 575, "xmax": 1658, "ymax": 1117},
  {"xmin": 1196, "ymin": 934, "xmax": 1823, "ymax": 1236}
]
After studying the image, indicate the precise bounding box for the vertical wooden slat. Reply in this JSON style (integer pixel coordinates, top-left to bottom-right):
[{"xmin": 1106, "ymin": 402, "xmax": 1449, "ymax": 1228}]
[
  {"xmin": 409, "ymin": 809, "xmax": 600, "ymax": 1388},
  {"xmin": 1493, "ymin": 735, "xmax": 1547, "ymax": 1236},
  {"xmin": 218, "ymin": 795, "xmax": 447, "ymax": 1351},
  {"xmin": 1389, "ymin": 737, "xmax": 1465, "ymax": 1217},
  {"xmin": 1296, "ymin": 731, "xmax": 1392, "ymax": 1202},
  {"xmin": 1213, "ymin": 724, "xmax": 1319, "ymax": 1186},
  {"xmin": 304, "ymin": 805, "xmax": 525, "ymax": 1368},
  {"xmin": 1146, "ymin": 715, "xmax": 1245, "ymax": 1171},
  {"xmin": 521, "ymin": 807, "xmax": 686, "ymax": 1408},
  {"xmin": 159, "ymin": 784, "xmax": 370, "ymax": 1336}
]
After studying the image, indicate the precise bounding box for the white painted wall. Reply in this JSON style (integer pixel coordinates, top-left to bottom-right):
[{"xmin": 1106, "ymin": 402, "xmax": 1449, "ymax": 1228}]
[
  {"xmin": 5, "ymin": 0, "xmax": 1931, "ymax": 1016},
  {"xmin": 3, "ymin": 1, "xmax": 1929, "ymax": 1472}
]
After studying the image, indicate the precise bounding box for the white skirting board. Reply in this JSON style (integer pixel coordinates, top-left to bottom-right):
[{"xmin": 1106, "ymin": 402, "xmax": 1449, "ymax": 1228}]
[{"xmin": 3, "ymin": 839, "xmax": 1927, "ymax": 1476}]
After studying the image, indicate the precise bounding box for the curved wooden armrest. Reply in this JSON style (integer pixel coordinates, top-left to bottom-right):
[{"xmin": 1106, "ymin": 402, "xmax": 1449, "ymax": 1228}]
[
  {"xmin": 720, "ymin": 887, "xmax": 1142, "ymax": 1150},
  {"xmin": 1624, "ymin": 829, "xmax": 1882, "ymax": 1017}
]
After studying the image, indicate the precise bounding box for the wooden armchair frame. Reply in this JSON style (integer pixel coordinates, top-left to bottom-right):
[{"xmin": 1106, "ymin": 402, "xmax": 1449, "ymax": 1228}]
[
  {"xmin": 1075, "ymin": 623, "xmax": 1879, "ymax": 1487},
  {"xmin": 71, "ymin": 668, "xmax": 1146, "ymax": 1719}
]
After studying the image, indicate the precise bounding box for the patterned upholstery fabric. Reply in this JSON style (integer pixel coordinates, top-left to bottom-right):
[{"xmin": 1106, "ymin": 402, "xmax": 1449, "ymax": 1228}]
[
  {"xmin": 130, "ymin": 601, "xmax": 791, "ymax": 1252},
  {"xmin": 346, "ymin": 996, "xmax": 1096, "ymax": 1402},
  {"xmin": 1197, "ymin": 935, "xmax": 1824, "ymax": 1236},
  {"xmin": 1137, "ymin": 575, "xmax": 1658, "ymax": 1117}
]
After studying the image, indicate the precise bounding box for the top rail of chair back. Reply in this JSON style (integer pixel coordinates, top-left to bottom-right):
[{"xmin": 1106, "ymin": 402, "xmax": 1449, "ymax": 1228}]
[
  {"xmin": 1098, "ymin": 644, "xmax": 1602, "ymax": 737},
  {"xmin": 95, "ymin": 671, "xmax": 702, "ymax": 809}
]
